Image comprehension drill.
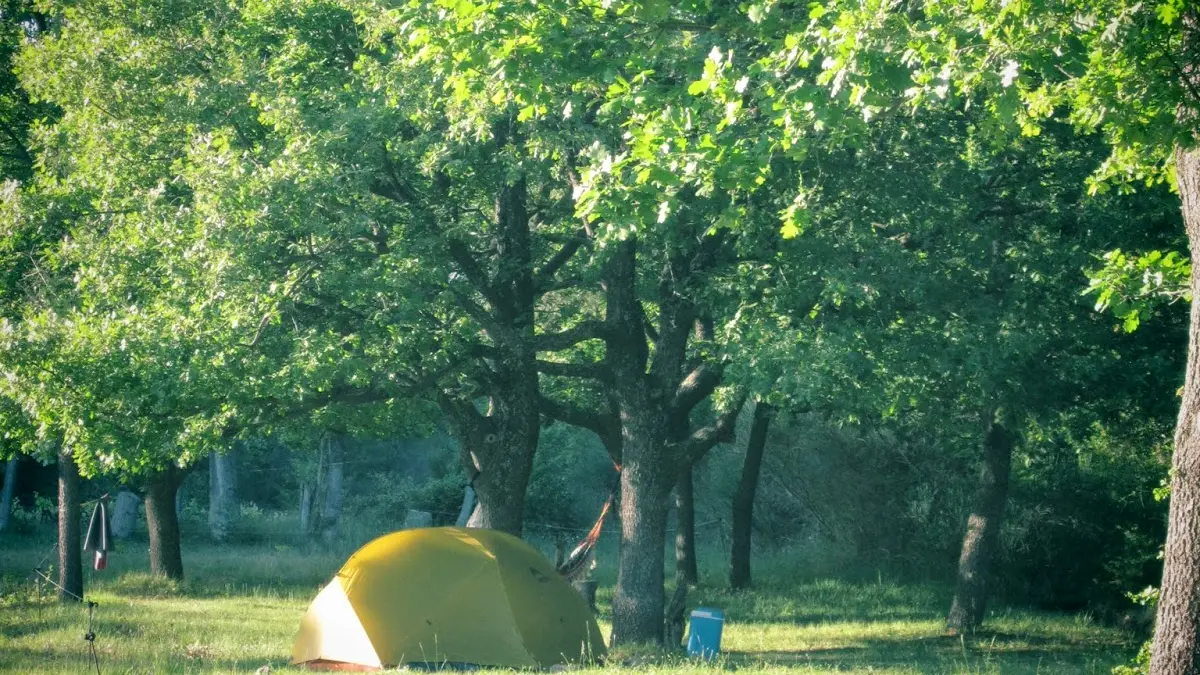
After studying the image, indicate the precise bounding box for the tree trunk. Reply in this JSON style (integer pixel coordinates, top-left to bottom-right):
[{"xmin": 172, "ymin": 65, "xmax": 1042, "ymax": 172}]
[
  {"xmin": 1151, "ymin": 61, "xmax": 1200, "ymax": 673},
  {"xmin": 450, "ymin": 393, "xmax": 538, "ymax": 536},
  {"xmin": 299, "ymin": 482, "xmax": 313, "ymax": 534},
  {"xmin": 607, "ymin": 237, "xmax": 679, "ymax": 646},
  {"xmin": 0, "ymin": 456, "xmax": 17, "ymax": 532},
  {"xmin": 674, "ymin": 463, "xmax": 698, "ymax": 584},
  {"xmin": 320, "ymin": 435, "xmax": 344, "ymax": 540},
  {"xmin": 303, "ymin": 447, "xmax": 326, "ymax": 537},
  {"xmin": 454, "ymin": 424, "xmax": 535, "ymax": 534},
  {"xmin": 730, "ymin": 401, "xmax": 773, "ymax": 590},
  {"xmin": 601, "ymin": 235, "xmax": 743, "ymax": 645},
  {"xmin": 208, "ymin": 447, "xmax": 238, "ymax": 542},
  {"xmin": 441, "ymin": 154, "xmax": 540, "ymax": 538},
  {"xmin": 57, "ymin": 449, "xmax": 82, "ymax": 602},
  {"xmin": 110, "ymin": 489, "xmax": 139, "ymax": 540},
  {"xmin": 144, "ymin": 467, "xmax": 185, "ymax": 580},
  {"xmin": 456, "ymin": 484, "xmax": 476, "ymax": 527},
  {"xmin": 946, "ymin": 414, "xmax": 1013, "ymax": 633},
  {"xmin": 611, "ymin": 419, "xmax": 672, "ymax": 646},
  {"xmin": 465, "ymin": 502, "xmax": 483, "ymax": 527}
]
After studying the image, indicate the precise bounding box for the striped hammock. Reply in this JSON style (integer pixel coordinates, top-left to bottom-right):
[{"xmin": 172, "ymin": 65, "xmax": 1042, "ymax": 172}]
[{"xmin": 556, "ymin": 493, "xmax": 614, "ymax": 582}]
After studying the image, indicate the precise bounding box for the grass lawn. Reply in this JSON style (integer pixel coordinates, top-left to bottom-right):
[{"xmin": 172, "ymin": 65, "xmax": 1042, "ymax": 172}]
[{"xmin": 0, "ymin": 534, "xmax": 1139, "ymax": 674}]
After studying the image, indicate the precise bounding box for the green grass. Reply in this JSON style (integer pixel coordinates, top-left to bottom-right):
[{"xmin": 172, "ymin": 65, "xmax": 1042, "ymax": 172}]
[{"xmin": 0, "ymin": 532, "xmax": 1138, "ymax": 674}]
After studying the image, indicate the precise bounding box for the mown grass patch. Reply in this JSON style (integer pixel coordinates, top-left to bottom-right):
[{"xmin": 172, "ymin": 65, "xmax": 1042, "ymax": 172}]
[{"xmin": 0, "ymin": 533, "xmax": 1137, "ymax": 674}]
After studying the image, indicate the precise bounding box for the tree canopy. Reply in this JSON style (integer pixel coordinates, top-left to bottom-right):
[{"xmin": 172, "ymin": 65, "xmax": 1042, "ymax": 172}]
[{"xmin": 0, "ymin": 0, "xmax": 1197, "ymax": 662}]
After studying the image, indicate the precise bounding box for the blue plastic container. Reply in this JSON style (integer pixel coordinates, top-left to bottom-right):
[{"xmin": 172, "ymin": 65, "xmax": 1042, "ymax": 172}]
[{"xmin": 686, "ymin": 607, "xmax": 725, "ymax": 660}]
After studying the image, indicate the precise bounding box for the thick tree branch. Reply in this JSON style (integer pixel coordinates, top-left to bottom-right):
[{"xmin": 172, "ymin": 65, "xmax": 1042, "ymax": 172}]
[
  {"xmin": 373, "ymin": 144, "xmax": 428, "ymax": 207},
  {"xmin": 369, "ymin": 178, "xmax": 424, "ymax": 212},
  {"xmin": 0, "ymin": 119, "xmax": 33, "ymax": 166},
  {"xmin": 535, "ymin": 231, "xmax": 587, "ymax": 292},
  {"xmin": 255, "ymin": 384, "xmax": 399, "ymax": 427},
  {"xmin": 642, "ymin": 305, "xmax": 660, "ymax": 344},
  {"xmin": 538, "ymin": 394, "xmax": 615, "ymax": 436},
  {"xmin": 541, "ymin": 273, "xmax": 586, "ymax": 293},
  {"xmin": 648, "ymin": 273, "xmax": 694, "ymax": 398},
  {"xmin": 536, "ymin": 359, "xmax": 612, "ymax": 383},
  {"xmin": 365, "ymin": 222, "xmax": 390, "ymax": 255},
  {"xmin": 447, "ymin": 285, "xmax": 509, "ymax": 340},
  {"xmin": 534, "ymin": 320, "xmax": 609, "ymax": 351},
  {"xmin": 437, "ymin": 391, "xmax": 493, "ymax": 478},
  {"xmin": 676, "ymin": 390, "xmax": 749, "ymax": 464},
  {"xmin": 973, "ymin": 203, "xmax": 1043, "ymax": 222},
  {"xmin": 649, "ymin": 19, "xmax": 713, "ymax": 32},
  {"xmin": 670, "ymin": 362, "xmax": 724, "ymax": 416},
  {"xmin": 438, "ymin": 389, "xmax": 485, "ymax": 428},
  {"xmin": 447, "ymin": 238, "xmax": 507, "ymax": 312},
  {"xmin": 239, "ymin": 261, "xmax": 318, "ymax": 347},
  {"xmin": 253, "ymin": 345, "xmax": 480, "ymax": 429},
  {"xmin": 539, "ymin": 394, "xmax": 621, "ymax": 463},
  {"xmin": 467, "ymin": 342, "xmax": 505, "ymax": 361},
  {"xmin": 253, "ymin": 343, "xmax": 480, "ymax": 428}
]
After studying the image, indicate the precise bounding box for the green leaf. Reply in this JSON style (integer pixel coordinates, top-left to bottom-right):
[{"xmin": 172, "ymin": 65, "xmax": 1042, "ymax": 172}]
[{"xmin": 1157, "ymin": 1, "xmax": 1180, "ymax": 25}]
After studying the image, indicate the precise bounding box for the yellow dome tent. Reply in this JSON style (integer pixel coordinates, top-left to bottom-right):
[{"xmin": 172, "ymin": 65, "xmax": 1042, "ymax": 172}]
[{"xmin": 291, "ymin": 527, "xmax": 607, "ymax": 671}]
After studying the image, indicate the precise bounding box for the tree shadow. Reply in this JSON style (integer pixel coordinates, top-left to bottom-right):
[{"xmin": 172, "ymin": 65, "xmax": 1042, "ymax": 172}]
[
  {"xmin": 0, "ymin": 613, "xmax": 148, "ymax": 641},
  {"xmin": 726, "ymin": 630, "xmax": 1137, "ymax": 674},
  {"xmin": 0, "ymin": 646, "xmax": 284, "ymax": 674}
]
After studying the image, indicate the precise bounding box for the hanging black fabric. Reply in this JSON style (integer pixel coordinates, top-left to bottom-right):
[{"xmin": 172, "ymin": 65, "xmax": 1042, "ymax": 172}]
[{"xmin": 83, "ymin": 494, "xmax": 110, "ymax": 571}]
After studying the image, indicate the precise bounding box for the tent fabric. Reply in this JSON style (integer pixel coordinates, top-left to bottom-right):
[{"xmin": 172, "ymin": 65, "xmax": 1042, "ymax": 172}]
[{"xmin": 292, "ymin": 527, "xmax": 606, "ymax": 670}]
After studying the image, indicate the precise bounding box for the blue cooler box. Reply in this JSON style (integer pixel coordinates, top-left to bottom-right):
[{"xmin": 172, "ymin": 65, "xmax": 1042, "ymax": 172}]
[{"xmin": 686, "ymin": 608, "xmax": 725, "ymax": 660}]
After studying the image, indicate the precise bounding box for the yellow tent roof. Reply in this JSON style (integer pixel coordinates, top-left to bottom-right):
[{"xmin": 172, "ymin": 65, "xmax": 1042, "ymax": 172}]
[{"xmin": 292, "ymin": 527, "xmax": 607, "ymax": 670}]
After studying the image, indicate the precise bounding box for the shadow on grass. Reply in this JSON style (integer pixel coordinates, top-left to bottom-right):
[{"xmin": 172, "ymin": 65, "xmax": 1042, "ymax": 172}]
[
  {"xmin": 591, "ymin": 581, "xmax": 947, "ymax": 627},
  {"xmin": 0, "ymin": 601, "xmax": 150, "ymax": 641},
  {"xmin": 0, "ymin": 645, "xmax": 284, "ymax": 674},
  {"xmin": 1, "ymin": 534, "xmax": 1140, "ymax": 675},
  {"xmin": 728, "ymin": 631, "xmax": 1137, "ymax": 674}
]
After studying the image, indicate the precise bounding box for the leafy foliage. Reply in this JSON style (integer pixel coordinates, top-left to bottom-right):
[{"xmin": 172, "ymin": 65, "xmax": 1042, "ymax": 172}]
[{"xmin": 1086, "ymin": 249, "xmax": 1191, "ymax": 333}]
